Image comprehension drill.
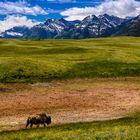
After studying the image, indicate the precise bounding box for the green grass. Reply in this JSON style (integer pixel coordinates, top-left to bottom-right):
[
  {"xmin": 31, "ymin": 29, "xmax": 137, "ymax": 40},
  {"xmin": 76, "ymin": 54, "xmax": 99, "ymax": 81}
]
[
  {"xmin": 0, "ymin": 114, "xmax": 140, "ymax": 140},
  {"xmin": 0, "ymin": 37, "xmax": 140, "ymax": 82}
]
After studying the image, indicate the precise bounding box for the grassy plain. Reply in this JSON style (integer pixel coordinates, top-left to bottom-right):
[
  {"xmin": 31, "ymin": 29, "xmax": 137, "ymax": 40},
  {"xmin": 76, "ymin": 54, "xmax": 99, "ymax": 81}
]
[{"xmin": 0, "ymin": 37, "xmax": 140, "ymax": 82}]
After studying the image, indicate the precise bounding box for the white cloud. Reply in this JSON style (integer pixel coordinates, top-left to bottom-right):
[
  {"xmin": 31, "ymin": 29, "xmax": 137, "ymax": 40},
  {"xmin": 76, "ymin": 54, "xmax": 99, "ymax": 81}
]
[
  {"xmin": 0, "ymin": 1, "xmax": 47, "ymax": 15},
  {"xmin": 0, "ymin": 15, "xmax": 40, "ymax": 33},
  {"xmin": 61, "ymin": 0, "xmax": 140, "ymax": 21}
]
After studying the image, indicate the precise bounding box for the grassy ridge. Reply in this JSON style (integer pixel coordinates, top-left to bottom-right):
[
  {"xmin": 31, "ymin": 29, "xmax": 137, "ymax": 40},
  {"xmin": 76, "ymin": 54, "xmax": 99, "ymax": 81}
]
[
  {"xmin": 0, "ymin": 115, "xmax": 140, "ymax": 140},
  {"xmin": 0, "ymin": 37, "xmax": 140, "ymax": 82}
]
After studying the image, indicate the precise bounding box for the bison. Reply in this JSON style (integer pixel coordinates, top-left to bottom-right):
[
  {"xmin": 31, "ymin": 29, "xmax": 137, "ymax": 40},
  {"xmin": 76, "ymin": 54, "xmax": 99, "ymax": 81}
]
[{"xmin": 26, "ymin": 113, "xmax": 51, "ymax": 128}]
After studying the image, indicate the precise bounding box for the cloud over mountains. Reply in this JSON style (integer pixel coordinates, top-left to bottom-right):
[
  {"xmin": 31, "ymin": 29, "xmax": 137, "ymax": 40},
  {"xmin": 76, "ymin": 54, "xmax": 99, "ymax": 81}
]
[
  {"xmin": 0, "ymin": 15, "xmax": 39, "ymax": 33},
  {"xmin": 61, "ymin": 0, "xmax": 140, "ymax": 20}
]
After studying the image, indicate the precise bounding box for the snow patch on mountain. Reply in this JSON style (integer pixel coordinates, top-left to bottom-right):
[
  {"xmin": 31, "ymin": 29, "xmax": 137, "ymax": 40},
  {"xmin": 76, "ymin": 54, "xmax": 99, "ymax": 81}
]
[{"xmin": 6, "ymin": 32, "xmax": 23, "ymax": 36}]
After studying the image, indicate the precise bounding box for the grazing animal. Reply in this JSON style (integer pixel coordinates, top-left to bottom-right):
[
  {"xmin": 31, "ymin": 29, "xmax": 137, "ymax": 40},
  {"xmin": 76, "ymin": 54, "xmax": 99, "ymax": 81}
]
[{"xmin": 26, "ymin": 113, "xmax": 51, "ymax": 128}]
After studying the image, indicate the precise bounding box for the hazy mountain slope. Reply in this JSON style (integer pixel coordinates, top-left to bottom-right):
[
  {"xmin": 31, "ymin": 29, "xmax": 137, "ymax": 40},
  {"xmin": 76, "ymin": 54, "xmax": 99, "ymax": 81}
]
[{"xmin": 113, "ymin": 15, "xmax": 140, "ymax": 36}]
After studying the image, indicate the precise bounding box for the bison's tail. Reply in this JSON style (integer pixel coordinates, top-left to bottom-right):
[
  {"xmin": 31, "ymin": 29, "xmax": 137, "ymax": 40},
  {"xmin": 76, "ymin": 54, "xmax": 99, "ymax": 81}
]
[{"xmin": 26, "ymin": 117, "xmax": 31, "ymax": 128}]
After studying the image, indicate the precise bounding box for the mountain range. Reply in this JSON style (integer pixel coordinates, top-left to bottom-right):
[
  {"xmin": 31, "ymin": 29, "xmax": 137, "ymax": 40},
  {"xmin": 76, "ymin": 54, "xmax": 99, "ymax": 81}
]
[{"xmin": 0, "ymin": 14, "xmax": 140, "ymax": 39}]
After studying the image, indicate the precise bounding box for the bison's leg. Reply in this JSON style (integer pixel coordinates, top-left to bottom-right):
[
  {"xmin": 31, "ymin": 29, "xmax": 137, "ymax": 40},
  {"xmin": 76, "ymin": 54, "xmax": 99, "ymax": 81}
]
[
  {"xmin": 26, "ymin": 118, "xmax": 30, "ymax": 128},
  {"xmin": 30, "ymin": 123, "xmax": 33, "ymax": 128},
  {"xmin": 26, "ymin": 122, "xmax": 29, "ymax": 128},
  {"xmin": 44, "ymin": 123, "xmax": 46, "ymax": 127}
]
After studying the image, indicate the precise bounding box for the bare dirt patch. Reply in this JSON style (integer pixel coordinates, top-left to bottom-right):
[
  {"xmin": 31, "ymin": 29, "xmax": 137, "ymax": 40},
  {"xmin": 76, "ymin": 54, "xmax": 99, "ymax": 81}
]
[{"xmin": 0, "ymin": 78, "xmax": 140, "ymax": 131}]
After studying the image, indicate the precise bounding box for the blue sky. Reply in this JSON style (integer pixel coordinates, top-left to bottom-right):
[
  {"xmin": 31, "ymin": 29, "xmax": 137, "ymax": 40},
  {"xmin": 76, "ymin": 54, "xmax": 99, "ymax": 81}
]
[
  {"xmin": 0, "ymin": 0, "xmax": 103, "ymax": 21},
  {"xmin": 0, "ymin": 0, "xmax": 140, "ymax": 32}
]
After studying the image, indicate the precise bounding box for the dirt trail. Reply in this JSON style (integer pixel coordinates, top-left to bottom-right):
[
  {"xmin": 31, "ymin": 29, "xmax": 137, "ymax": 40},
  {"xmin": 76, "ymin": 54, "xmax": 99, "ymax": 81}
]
[{"xmin": 0, "ymin": 79, "xmax": 140, "ymax": 131}]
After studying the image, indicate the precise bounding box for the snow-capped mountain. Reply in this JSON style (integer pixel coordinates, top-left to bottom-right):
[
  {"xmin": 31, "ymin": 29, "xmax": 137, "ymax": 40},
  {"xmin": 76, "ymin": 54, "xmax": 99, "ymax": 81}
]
[
  {"xmin": 65, "ymin": 14, "xmax": 125, "ymax": 39},
  {"xmin": 24, "ymin": 18, "xmax": 75, "ymax": 39},
  {"xmin": 1, "ymin": 26, "xmax": 30, "ymax": 38},
  {"xmin": 1, "ymin": 14, "xmax": 140, "ymax": 39}
]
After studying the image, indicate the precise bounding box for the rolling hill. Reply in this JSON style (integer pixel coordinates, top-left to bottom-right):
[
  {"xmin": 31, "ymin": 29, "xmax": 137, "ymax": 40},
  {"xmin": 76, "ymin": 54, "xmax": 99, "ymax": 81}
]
[{"xmin": 0, "ymin": 37, "xmax": 140, "ymax": 82}]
